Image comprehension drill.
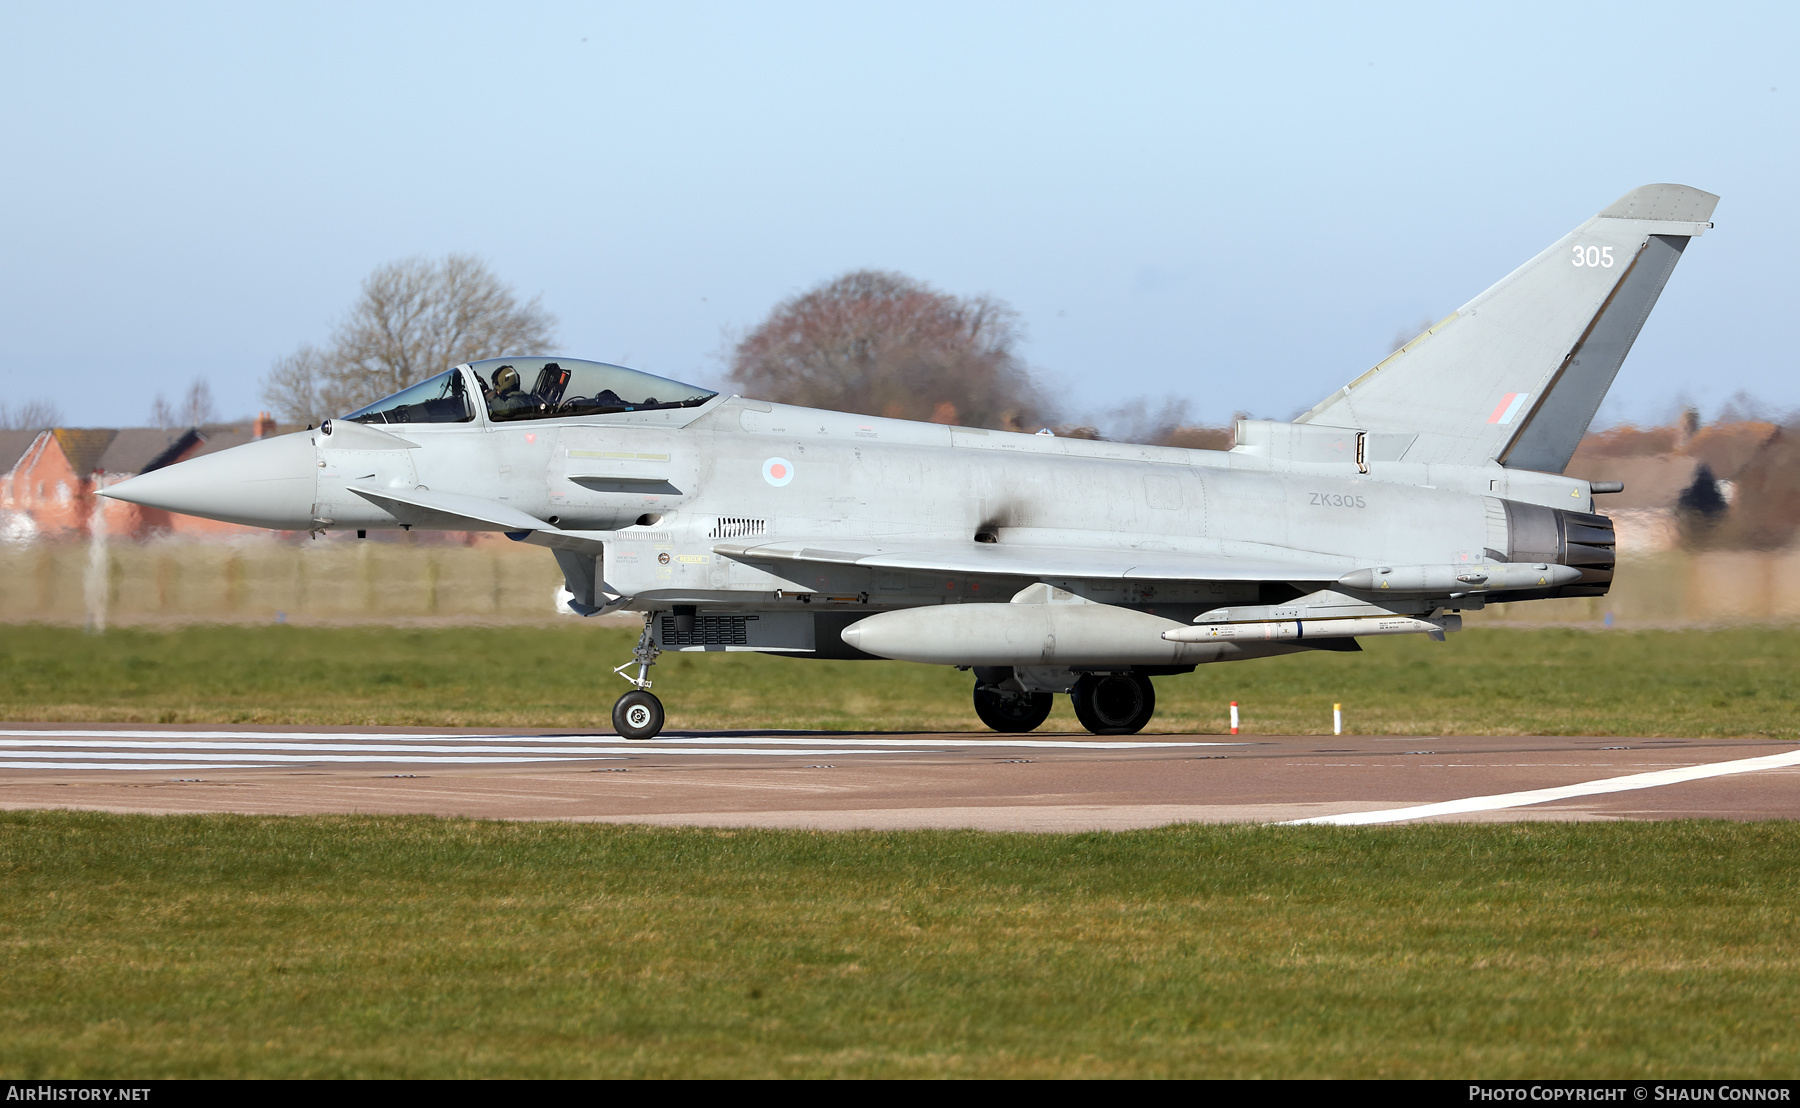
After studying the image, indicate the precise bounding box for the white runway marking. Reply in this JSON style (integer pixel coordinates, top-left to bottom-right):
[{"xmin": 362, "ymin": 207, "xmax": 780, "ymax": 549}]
[
  {"xmin": 0, "ymin": 754, "xmax": 628, "ymax": 765},
  {"xmin": 0, "ymin": 727, "xmax": 1230, "ymax": 772},
  {"xmin": 0, "ymin": 763, "xmax": 269, "ymax": 772},
  {"xmin": 0, "ymin": 729, "xmax": 1234, "ymax": 750},
  {"xmin": 0, "ymin": 740, "xmax": 671, "ymax": 754},
  {"xmin": 641, "ymin": 736, "xmax": 1239, "ymax": 750},
  {"xmin": 1285, "ymin": 747, "xmax": 1800, "ymax": 826}
]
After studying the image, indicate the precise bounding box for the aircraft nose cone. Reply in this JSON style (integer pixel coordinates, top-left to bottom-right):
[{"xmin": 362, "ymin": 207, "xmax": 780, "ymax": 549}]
[{"xmin": 101, "ymin": 431, "xmax": 318, "ymax": 529}]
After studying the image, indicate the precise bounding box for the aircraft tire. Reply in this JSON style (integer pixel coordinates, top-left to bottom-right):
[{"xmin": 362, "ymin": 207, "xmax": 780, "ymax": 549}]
[
  {"xmin": 972, "ymin": 684, "xmax": 1054, "ymax": 733},
  {"xmin": 1070, "ymin": 673, "xmax": 1155, "ymax": 736},
  {"xmin": 613, "ymin": 690, "xmax": 665, "ymax": 740}
]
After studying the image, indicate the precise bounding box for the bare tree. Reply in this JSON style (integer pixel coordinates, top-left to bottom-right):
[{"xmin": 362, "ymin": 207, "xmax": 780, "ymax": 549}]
[
  {"xmin": 1099, "ymin": 395, "xmax": 1192, "ymax": 445},
  {"xmin": 728, "ymin": 270, "xmax": 1052, "ymax": 431},
  {"xmin": 150, "ymin": 378, "xmax": 217, "ymax": 429},
  {"xmin": 262, "ymin": 254, "xmax": 558, "ymax": 422},
  {"xmin": 260, "ymin": 343, "xmax": 331, "ymax": 428},
  {"xmin": 1163, "ymin": 425, "xmax": 1234, "ymax": 450},
  {"xmin": 0, "ymin": 398, "xmax": 63, "ymax": 430},
  {"xmin": 1718, "ymin": 425, "xmax": 1800, "ymax": 549},
  {"xmin": 1715, "ymin": 389, "xmax": 1795, "ymax": 427}
]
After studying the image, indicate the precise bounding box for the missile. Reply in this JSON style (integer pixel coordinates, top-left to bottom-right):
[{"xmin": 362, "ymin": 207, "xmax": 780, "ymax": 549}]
[{"xmin": 1161, "ymin": 613, "xmax": 1461, "ymax": 644}]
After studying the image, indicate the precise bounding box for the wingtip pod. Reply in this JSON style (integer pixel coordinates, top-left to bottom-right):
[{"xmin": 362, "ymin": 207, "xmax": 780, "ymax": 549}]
[{"xmin": 1598, "ymin": 184, "xmax": 1719, "ymax": 225}]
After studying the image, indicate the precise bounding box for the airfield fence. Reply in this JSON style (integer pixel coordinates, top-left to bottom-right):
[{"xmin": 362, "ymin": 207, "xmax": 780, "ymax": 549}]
[
  {"xmin": 1, "ymin": 540, "xmax": 1798, "ymax": 627},
  {"xmin": 0, "ymin": 536, "xmax": 569, "ymax": 625},
  {"xmin": 1466, "ymin": 549, "xmax": 1800, "ymax": 627}
]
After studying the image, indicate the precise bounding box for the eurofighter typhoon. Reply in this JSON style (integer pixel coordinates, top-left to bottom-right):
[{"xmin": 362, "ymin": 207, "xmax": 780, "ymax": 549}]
[{"xmin": 106, "ymin": 184, "xmax": 1718, "ymax": 738}]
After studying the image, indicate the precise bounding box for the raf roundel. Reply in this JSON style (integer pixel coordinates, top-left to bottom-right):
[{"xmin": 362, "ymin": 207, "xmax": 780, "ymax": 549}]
[{"xmin": 762, "ymin": 457, "xmax": 795, "ymax": 487}]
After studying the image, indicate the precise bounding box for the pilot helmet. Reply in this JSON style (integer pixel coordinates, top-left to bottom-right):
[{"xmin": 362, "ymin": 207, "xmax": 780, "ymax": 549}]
[{"xmin": 493, "ymin": 365, "xmax": 520, "ymax": 393}]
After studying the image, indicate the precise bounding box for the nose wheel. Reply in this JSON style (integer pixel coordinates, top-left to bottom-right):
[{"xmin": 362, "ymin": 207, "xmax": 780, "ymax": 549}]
[
  {"xmin": 610, "ymin": 613, "xmax": 667, "ymax": 739},
  {"xmin": 612, "ymin": 689, "xmax": 665, "ymax": 740}
]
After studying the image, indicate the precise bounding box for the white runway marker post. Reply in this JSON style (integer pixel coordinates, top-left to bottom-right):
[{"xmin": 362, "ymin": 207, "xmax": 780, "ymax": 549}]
[
  {"xmin": 1230, "ymin": 701, "xmax": 1239, "ymax": 735},
  {"xmin": 1334, "ymin": 703, "xmax": 1342, "ymax": 736},
  {"xmin": 85, "ymin": 475, "xmax": 109, "ymax": 635}
]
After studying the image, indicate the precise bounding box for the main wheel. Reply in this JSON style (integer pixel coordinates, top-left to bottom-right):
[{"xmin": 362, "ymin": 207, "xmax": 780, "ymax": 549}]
[
  {"xmin": 973, "ymin": 683, "xmax": 1055, "ymax": 733},
  {"xmin": 1069, "ymin": 673, "xmax": 1156, "ymax": 735},
  {"xmin": 612, "ymin": 690, "xmax": 665, "ymax": 740}
]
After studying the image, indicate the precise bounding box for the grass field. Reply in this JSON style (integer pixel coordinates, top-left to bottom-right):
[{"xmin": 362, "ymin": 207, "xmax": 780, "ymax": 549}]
[
  {"xmin": 1, "ymin": 811, "xmax": 1795, "ymax": 1078},
  {"xmin": 4, "ymin": 628, "xmax": 1796, "ymax": 1077},
  {"xmin": 1, "ymin": 622, "xmax": 1797, "ymax": 737}
]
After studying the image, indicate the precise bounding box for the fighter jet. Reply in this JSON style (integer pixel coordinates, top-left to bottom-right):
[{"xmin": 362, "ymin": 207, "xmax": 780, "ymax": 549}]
[{"xmin": 105, "ymin": 183, "xmax": 1717, "ymax": 739}]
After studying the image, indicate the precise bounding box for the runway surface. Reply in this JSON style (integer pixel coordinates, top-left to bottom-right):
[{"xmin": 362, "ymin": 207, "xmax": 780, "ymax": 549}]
[{"xmin": 1, "ymin": 724, "xmax": 1796, "ymax": 830}]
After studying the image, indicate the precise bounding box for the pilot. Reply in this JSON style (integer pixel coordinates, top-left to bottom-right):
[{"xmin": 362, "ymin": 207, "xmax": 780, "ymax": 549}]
[{"xmin": 489, "ymin": 365, "xmax": 534, "ymax": 418}]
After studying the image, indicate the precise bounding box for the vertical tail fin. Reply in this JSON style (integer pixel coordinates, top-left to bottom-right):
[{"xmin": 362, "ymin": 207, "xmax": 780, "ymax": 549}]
[{"xmin": 1296, "ymin": 184, "xmax": 1718, "ymax": 472}]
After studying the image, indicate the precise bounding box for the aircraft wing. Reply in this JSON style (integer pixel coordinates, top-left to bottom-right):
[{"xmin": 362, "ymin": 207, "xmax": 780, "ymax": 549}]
[
  {"xmin": 344, "ymin": 486, "xmax": 1351, "ymax": 585},
  {"xmin": 712, "ymin": 538, "xmax": 1349, "ymax": 583}
]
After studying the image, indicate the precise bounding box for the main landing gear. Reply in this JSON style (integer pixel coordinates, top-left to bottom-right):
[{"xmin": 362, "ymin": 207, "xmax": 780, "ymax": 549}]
[
  {"xmin": 611, "ymin": 614, "xmax": 666, "ymax": 740},
  {"xmin": 1070, "ymin": 673, "xmax": 1156, "ymax": 736},
  {"xmin": 972, "ymin": 668, "xmax": 1158, "ymax": 736},
  {"xmin": 972, "ymin": 684, "xmax": 1055, "ymax": 733}
]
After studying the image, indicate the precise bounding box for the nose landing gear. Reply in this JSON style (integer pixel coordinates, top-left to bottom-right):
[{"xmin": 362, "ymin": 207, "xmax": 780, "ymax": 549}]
[{"xmin": 611, "ymin": 614, "xmax": 666, "ymax": 740}]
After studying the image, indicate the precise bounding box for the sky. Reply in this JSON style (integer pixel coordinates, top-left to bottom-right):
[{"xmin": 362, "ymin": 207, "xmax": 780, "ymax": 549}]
[{"xmin": 2, "ymin": 2, "xmax": 1795, "ymax": 432}]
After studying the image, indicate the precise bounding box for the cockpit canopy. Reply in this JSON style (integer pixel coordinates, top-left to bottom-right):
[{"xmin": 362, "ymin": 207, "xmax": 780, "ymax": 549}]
[
  {"xmin": 343, "ymin": 369, "xmax": 473, "ymax": 425},
  {"xmin": 342, "ymin": 357, "xmax": 717, "ymax": 426},
  {"xmin": 468, "ymin": 357, "xmax": 716, "ymax": 422}
]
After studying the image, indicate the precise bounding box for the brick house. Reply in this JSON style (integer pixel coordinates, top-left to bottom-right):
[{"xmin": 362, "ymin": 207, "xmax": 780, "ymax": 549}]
[{"xmin": 0, "ymin": 413, "xmax": 287, "ymax": 542}]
